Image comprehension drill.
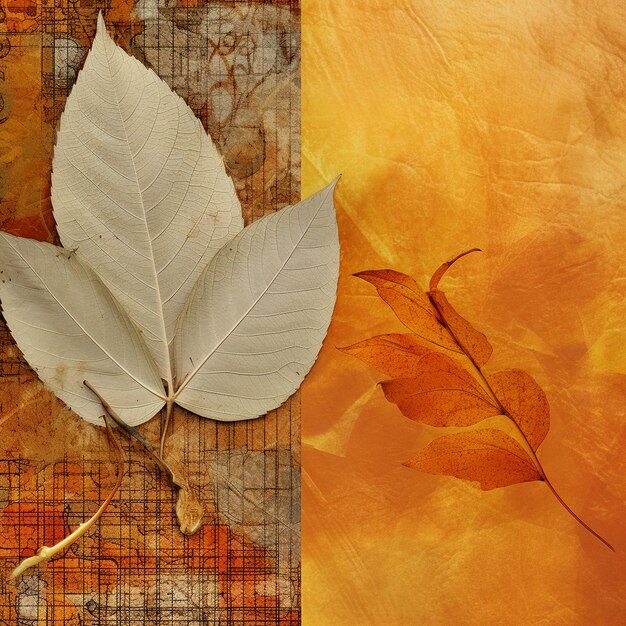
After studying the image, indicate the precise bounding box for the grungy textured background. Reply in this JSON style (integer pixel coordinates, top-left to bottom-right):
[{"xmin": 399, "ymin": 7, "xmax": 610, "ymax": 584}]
[
  {"xmin": 0, "ymin": 1, "xmax": 301, "ymax": 623},
  {"xmin": 301, "ymin": 1, "xmax": 626, "ymax": 624}
]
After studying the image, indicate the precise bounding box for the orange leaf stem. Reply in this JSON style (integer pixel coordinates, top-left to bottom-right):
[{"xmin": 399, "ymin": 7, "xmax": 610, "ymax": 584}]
[
  {"xmin": 478, "ymin": 363, "xmax": 613, "ymax": 551},
  {"xmin": 428, "ymin": 261, "xmax": 614, "ymax": 551}
]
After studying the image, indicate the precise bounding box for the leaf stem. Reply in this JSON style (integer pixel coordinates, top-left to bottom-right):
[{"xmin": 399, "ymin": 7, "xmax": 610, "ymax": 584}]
[
  {"xmin": 428, "ymin": 279, "xmax": 614, "ymax": 551},
  {"xmin": 84, "ymin": 381, "xmax": 204, "ymax": 536},
  {"xmin": 159, "ymin": 398, "xmax": 174, "ymax": 459},
  {"xmin": 468, "ymin": 360, "xmax": 614, "ymax": 552},
  {"xmin": 10, "ymin": 410, "xmax": 124, "ymax": 579},
  {"xmin": 541, "ymin": 471, "xmax": 614, "ymax": 551},
  {"xmin": 85, "ymin": 382, "xmax": 174, "ymax": 481}
]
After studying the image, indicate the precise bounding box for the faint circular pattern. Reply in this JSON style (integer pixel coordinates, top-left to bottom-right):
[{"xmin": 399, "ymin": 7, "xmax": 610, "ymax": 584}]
[
  {"xmin": 0, "ymin": 83, "xmax": 10, "ymax": 125},
  {"xmin": 134, "ymin": 3, "xmax": 299, "ymax": 187},
  {"xmin": 0, "ymin": 163, "xmax": 9, "ymax": 200},
  {"xmin": 53, "ymin": 38, "xmax": 84, "ymax": 90},
  {"xmin": 222, "ymin": 124, "xmax": 266, "ymax": 179},
  {"xmin": 0, "ymin": 36, "xmax": 10, "ymax": 60}
]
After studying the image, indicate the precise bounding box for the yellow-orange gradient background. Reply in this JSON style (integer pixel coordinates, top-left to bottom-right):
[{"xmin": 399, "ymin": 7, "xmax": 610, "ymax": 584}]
[{"xmin": 301, "ymin": 1, "xmax": 626, "ymax": 624}]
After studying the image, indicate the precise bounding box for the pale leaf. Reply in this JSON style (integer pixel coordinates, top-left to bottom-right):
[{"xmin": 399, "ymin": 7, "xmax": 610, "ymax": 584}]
[
  {"xmin": 0, "ymin": 232, "xmax": 165, "ymax": 425},
  {"xmin": 51, "ymin": 14, "xmax": 243, "ymax": 386},
  {"xmin": 173, "ymin": 182, "xmax": 339, "ymax": 420},
  {"xmin": 1, "ymin": 16, "xmax": 338, "ymax": 429}
]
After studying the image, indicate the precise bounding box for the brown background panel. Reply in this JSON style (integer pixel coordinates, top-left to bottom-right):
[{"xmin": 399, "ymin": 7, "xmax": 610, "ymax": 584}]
[{"xmin": 0, "ymin": 1, "xmax": 301, "ymax": 623}]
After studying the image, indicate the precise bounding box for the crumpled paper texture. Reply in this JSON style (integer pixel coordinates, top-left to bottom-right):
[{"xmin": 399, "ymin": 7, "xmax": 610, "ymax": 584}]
[{"xmin": 302, "ymin": 1, "xmax": 626, "ymax": 624}]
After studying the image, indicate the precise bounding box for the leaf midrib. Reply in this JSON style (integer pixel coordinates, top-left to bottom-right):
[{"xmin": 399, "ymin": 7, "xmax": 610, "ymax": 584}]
[
  {"xmin": 3, "ymin": 235, "xmax": 166, "ymax": 400},
  {"xmin": 101, "ymin": 38, "xmax": 173, "ymax": 389}
]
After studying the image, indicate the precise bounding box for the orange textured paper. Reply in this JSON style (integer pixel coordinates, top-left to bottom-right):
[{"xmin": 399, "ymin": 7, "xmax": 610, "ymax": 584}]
[{"xmin": 301, "ymin": 1, "xmax": 626, "ymax": 624}]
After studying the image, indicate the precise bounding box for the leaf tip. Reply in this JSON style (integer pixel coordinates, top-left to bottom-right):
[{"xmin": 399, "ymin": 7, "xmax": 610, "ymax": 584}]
[
  {"xmin": 322, "ymin": 175, "xmax": 340, "ymax": 200},
  {"xmin": 429, "ymin": 248, "xmax": 483, "ymax": 291},
  {"xmin": 96, "ymin": 10, "xmax": 106, "ymax": 35},
  {"xmin": 94, "ymin": 10, "xmax": 115, "ymax": 51}
]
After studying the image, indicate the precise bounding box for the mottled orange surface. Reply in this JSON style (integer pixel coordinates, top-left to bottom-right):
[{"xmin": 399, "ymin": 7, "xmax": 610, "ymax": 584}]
[{"xmin": 301, "ymin": 1, "xmax": 626, "ymax": 624}]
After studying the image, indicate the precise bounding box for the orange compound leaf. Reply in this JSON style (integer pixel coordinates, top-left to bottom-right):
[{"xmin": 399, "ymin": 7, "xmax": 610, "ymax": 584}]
[
  {"xmin": 339, "ymin": 333, "xmax": 432, "ymax": 377},
  {"xmin": 404, "ymin": 429, "xmax": 542, "ymax": 490},
  {"xmin": 345, "ymin": 252, "xmax": 614, "ymax": 549},
  {"xmin": 428, "ymin": 289, "xmax": 493, "ymax": 366},
  {"xmin": 355, "ymin": 270, "xmax": 461, "ymax": 352},
  {"xmin": 489, "ymin": 369, "xmax": 550, "ymax": 451},
  {"xmin": 380, "ymin": 352, "xmax": 500, "ymax": 427}
]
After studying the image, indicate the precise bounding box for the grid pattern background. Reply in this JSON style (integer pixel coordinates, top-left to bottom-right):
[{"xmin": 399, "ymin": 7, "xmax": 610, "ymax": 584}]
[{"xmin": 0, "ymin": 1, "xmax": 301, "ymax": 623}]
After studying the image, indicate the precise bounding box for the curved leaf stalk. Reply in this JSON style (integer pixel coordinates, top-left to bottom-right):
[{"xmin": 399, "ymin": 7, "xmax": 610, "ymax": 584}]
[
  {"xmin": 430, "ymin": 251, "xmax": 614, "ymax": 552},
  {"xmin": 85, "ymin": 382, "xmax": 205, "ymax": 536},
  {"xmin": 159, "ymin": 397, "xmax": 174, "ymax": 459},
  {"xmin": 429, "ymin": 248, "xmax": 482, "ymax": 291},
  {"xmin": 10, "ymin": 410, "xmax": 124, "ymax": 579},
  {"xmin": 468, "ymin": 361, "xmax": 613, "ymax": 551}
]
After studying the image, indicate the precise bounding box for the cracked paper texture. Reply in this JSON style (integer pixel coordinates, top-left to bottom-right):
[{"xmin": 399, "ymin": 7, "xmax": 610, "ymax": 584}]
[
  {"xmin": 302, "ymin": 1, "xmax": 626, "ymax": 624},
  {"xmin": 0, "ymin": 2, "xmax": 301, "ymax": 624}
]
